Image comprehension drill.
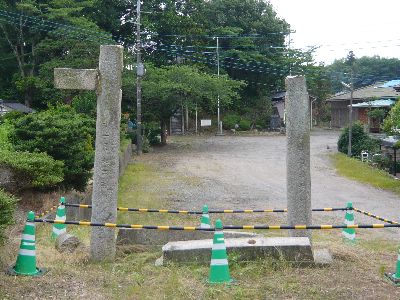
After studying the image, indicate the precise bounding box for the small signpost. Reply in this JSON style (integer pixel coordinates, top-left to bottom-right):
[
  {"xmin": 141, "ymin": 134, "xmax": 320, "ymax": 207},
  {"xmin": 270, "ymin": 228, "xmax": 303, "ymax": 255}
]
[{"xmin": 201, "ymin": 119, "xmax": 212, "ymax": 127}]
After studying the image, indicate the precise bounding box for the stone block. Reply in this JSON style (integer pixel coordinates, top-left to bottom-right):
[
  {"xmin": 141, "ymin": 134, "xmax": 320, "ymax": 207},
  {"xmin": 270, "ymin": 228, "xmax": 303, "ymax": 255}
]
[
  {"xmin": 161, "ymin": 237, "xmax": 314, "ymax": 264},
  {"xmin": 116, "ymin": 228, "xmax": 259, "ymax": 246},
  {"xmin": 55, "ymin": 233, "xmax": 81, "ymax": 253},
  {"xmin": 54, "ymin": 68, "xmax": 98, "ymax": 90},
  {"xmin": 313, "ymin": 248, "xmax": 333, "ymax": 266},
  {"xmin": 119, "ymin": 142, "xmax": 133, "ymax": 176}
]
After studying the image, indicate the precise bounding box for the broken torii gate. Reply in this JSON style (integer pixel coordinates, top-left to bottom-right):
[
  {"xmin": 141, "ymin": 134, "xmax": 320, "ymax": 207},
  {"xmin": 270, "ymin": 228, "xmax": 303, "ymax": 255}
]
[{"xmin": 54, "ymin": 45, "xmax": 123, "ymax": 261}]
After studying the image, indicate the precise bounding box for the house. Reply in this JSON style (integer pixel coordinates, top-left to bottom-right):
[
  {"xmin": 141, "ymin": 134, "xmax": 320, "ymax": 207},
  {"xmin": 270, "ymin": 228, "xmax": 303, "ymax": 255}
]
[
  {"xmin": 270, "ymin": 91, "xmax": 285, "ymax": 129},
  {"xmin": 326, "ymin": 80, "xmax": 400, "ymax": 129},
  {"xmin": 270, "ymin": 91, "xmax": 316, "ymax": 130},
  {"xmin": 350, "ymin": 99, "xmax": 396, "ymax": 132},
  {"xmin": 0, "ymin": 100, "xmax": 35, "ymax": 116}
]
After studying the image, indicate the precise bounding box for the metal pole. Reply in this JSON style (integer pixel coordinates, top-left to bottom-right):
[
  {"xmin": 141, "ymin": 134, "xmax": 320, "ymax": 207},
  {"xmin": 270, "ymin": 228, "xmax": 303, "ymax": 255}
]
[
  {"xmin": 181, "ymin": 101, "xmax": 184, "ymax": 134},
  {"xmin": 310, "ymin": 99, "xmax": 312, "ymax": 130},
  {"xmin": 348, "ymin": 71, "xmax": 354, "ymax": 157},
  {"xmin": 216, "ymin": 37, "xmax": 221, "ymax": 135},
  {"xmin": 195, "ymin": 103, "xmax": 198, "ymax": 134},
  {"xmin": 136, "ymin": 0, "xmax": 142, "ymax": 155},
  {"xmin": 288, "ymin": 32, "xmax": 292, "ymax": 76}
]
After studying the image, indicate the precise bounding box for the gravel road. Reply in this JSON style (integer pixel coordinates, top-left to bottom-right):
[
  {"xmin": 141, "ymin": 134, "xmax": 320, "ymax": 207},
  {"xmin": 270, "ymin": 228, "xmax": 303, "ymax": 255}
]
[{"xmin": 144, "ymin": 129, "xmax": 400, "ymax": 239}]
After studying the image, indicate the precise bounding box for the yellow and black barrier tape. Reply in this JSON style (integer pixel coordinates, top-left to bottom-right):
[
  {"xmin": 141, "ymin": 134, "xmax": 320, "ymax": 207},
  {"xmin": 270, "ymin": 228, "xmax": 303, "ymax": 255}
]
[
  {"xmin": 64, "ymin": 203, "xmax": 349, "ymax": 214},
  {"xmin": 33, "ymin": 218, "xmax": 400, "ymax": 231},
  {"xmin": 35, "ymin": 205, "xmax": 58, "ymax": 219},
  {"xmin": 353, "ymin": 207, "xmax": 398, "ymax": 224}
]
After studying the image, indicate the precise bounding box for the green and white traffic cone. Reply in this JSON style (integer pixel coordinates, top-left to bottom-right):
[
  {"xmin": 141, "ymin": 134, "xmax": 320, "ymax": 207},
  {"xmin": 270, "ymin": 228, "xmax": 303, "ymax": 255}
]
[
  {"xmin": 200, "ymin": 205, "xmax": 211, "ymax": 229},
  {"xmin": 209, "ymin": 219, "xmax": 232, "ymax": 284},
  {"xmin": 51, "ymin": 197, "xmax": 66, "ymax": 239},
  {"xmin": 385, "ymin": 247, "xmax": 400, "ymax": 286},
  {"xmin": 7, "ymin": 211, "xmax": 46, "ymax": 276},
  {"xmin": 342, "ymin": 202, "xmax": 356, "ymax": 242}
]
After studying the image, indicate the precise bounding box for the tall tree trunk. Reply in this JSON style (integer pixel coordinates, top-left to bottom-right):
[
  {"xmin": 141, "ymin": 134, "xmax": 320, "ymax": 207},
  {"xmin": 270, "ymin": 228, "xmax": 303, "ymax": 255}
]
[
  {"xmin": 161, "ymin": 120, "xmax": 167, "ymax": 145},
  {"xmin": 185, "ymin": 104, "xmax": 189, "ymax": 131},
  {"xmin": 24, "ymin": 90, "xmax": 32, "ymax": 107},
  {"xmin": 181, "ymin": 102, "xmax": 184, "ymax": 134}
]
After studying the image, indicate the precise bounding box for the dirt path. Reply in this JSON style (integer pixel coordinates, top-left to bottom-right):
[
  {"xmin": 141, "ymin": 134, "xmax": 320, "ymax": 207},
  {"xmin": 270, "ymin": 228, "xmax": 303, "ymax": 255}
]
[{"xmin": 141, "ymin": 129, "xmax": 400, "ymax": 239}]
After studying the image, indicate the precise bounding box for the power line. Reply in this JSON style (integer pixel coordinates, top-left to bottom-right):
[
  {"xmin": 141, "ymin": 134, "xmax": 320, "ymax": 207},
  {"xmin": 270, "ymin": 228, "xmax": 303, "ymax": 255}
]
[
  {"xmin": 144, "ymin": 31, "xmax": 294, "ymax": 39},
  {"xmin": 0, "ymin": 9, "xmax": 115, "ymax": 41}
]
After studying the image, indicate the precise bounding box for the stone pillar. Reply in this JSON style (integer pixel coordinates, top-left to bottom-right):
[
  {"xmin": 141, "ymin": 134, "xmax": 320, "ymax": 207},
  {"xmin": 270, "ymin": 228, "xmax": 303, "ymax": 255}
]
[
  {"xmin": 90, "ymin": 45, "xmax": 124, "ymax": 260},
  {"xmin": 285, "ymin": 76, "xmax": 311, "ymax": 239}
]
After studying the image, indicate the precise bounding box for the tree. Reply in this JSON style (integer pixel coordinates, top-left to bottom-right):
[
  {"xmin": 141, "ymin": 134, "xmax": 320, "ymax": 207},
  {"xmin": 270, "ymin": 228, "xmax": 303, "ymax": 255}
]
[
  {"xmin": 0, "ymin": 0, "xmax": 112, "ymax": 108},
  {"xmin": 141, "ymin": 64, "xmax": 244, "ymax": 144},
  {"xmin": 383, "ymin": 99, "xmax": 400, "ymax": 135},
  {"xmin": 338, "ymin": 122, "xmax": 379, "ymax": 157},
  {"xmin": 119, "ymin": 0, "xmax": 294, "ymax": 124},
  {"xmin": 327, "ymin": 55, "xmax": 400, "ymax": 92},
  {"xmin": 305, "ymin": 64, "xmax": 332, "ymax": 124}
]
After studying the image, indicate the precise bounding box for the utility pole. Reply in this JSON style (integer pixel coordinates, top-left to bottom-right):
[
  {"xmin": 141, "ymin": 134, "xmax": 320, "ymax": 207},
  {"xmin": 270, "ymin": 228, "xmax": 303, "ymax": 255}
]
[
  {"xmin": 348, "ymin": 71, "xmax": 354, "ymax": 157},
  {"xmin": 341, "ymin": 78, "xmax": 354, "ymax": 157},
  {"xmin": 136, "ymin": 0, "xmax": 143, "ymax": 155},
  {"xmin": 195, "ymin": 103, "xmax": 198, "ymax": 134},
  {"xmin": 216, "ymin": 36, "xmax": 223, "ymax": 135},
  {"xmin": 288, "ymin": 31, "xmax": 292, "ymax": 76},
  {"xmin": 341, "ymin": 51, "xmax": 356, "ymax": 157}
]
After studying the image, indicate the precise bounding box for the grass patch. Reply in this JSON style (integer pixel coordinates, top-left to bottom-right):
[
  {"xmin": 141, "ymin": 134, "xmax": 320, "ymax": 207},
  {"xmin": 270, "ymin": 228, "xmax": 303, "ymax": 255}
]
[
  {"xmin": 2, "ymin": 153, "xmax": 400, "ymax": 299},
  {"xmin": 117, "ymin": 163, "xmax": 195, "ymax": 226},
  {"xmin": 331, "ymin": 153, "xmax": 400, "ymax": 195}
]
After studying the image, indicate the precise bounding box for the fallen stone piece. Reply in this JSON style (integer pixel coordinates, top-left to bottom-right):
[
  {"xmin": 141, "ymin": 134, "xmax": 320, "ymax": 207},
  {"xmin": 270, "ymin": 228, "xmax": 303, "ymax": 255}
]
[
  {"xmin": 117, "ymin": 228, "xmax": 259, "ymax": 246},
  {"xmin": 313, "ymin": 248, "xmax": 333, "ymax": 266},
  {"xmin": 161, "ymin": 237, "xmax": 314, "ymax": 265},
  {"xmin": 55, "ymin": 233, "xmax": 81, "ymax": 253}
]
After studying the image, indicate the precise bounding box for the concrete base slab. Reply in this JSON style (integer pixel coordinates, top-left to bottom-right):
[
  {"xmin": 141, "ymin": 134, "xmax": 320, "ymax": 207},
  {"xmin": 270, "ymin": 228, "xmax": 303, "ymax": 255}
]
[
  {"xmin": 116, "ymin": 229, "xmax": 259, "ymax": 246},
  {"xmin": 313, "ymin": 248, "xmax": 333, "ymax": 266},
  {"xmin": 162, "ymin": 237, "xmax": 314, "ymax": 265}
]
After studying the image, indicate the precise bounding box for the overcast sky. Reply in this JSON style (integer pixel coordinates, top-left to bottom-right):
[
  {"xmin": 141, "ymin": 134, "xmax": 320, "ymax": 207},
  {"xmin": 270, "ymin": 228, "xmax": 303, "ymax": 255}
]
[{"xmin": 268, "ymin": 0, "xmax": 400, "ymax": 65}]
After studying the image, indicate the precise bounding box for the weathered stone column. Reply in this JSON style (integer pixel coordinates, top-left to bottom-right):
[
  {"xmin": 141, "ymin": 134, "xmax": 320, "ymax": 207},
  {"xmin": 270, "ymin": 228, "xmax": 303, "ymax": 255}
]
[
  {"xmin": 90, "ymin": 45, "xmax": 124, "ymax": 260},
  {"xmin": 285, "ymin": 76, "xmax": 312, "ymax": 239}
]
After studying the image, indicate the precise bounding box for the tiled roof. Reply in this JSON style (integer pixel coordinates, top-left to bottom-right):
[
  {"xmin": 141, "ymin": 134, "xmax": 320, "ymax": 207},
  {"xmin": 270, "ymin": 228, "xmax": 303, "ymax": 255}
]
[
  {"xmin": 378, "ymin": 80, "xmax": 400, "ymax": 88},
  {"xmin": 326, "ymin": 80, "xmax": 400, "ymax": 102},
  {"xmin": 2, "ymin": 102, "xmax": 35, "ymax": 113},
  {"xmin": 351, "ymin": 99, "xmax": 396, "ymax": 108}
]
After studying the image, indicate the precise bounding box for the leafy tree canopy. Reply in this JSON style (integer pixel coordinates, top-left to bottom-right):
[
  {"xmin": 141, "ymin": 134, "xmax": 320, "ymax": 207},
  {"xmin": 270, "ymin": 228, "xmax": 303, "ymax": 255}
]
[{"xmin": 141, "ymin": 64, "xmax": 244, "ymax": 142}]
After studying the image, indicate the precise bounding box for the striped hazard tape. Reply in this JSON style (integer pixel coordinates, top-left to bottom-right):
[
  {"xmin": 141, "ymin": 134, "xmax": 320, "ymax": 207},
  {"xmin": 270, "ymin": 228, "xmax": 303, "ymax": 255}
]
[
  {"xmin": 353, "ymin": 207, "xmax": 398, "ymax": 224},
  {"xmin": 33, "ymin": 218, "xmax": 400, "ymax": 231},
  {"xmin": 64, "ymin": 203, "xmax": 350, "ymax": 214},
  {"xmin": 35, "ymin": 205, "xmax": 58, "ymax": 219}
]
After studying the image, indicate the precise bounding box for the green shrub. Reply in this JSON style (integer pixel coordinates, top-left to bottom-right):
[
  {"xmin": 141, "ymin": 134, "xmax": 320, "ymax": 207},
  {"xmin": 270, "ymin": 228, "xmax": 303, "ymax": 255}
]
[
  {"xmin": 142, "ymin": 136, "xmax": 150, "ymax": 153},
  {"xmin": 10, "ymin": 105, "xmax": 95, "ymax": 191},
  {"xmin": 0, "ymin": 189, "xmax": 17, "ymax": 244},
  {"xmin": 383, "ymin": 98, "xmax": 400, "ymax": 134},
  {"xmin": 223, "ymin": 113, "xmax": 241, "ymax": 129},
  {"xmin": 367, "ymin": 108, "xmax": 385, "ymax": 120},
  {"xmin": 238, "ymin": 119, "xmax": 252, "ymax": 131},
  {"xmin": 0, "ymin": 150, "xmax": 64, "ymax": 190},
  {"xmin": 338, "ymin": 122, "xmax": 379, "ymax": 157},
  {"xmin": 145, "ymin": 122, "xmax": 161, "ymax": 145},
  {"xmin": 127, "ymin": 129, "xmax": 137, "ymax": 145},
  {"xmin": 371, "ymin": 154, "xmax": 391, "ymax": 170},
  {"xmin": 0, "ymin": 111, "xmax": 24, "ymax": 125},
  {"xmin": 0, "ymin": 123, "xmax": 13, "ymax": 151},
  {"xmin": 71, "ymin": 92, "xmax": 97, "ymax": 116}
]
